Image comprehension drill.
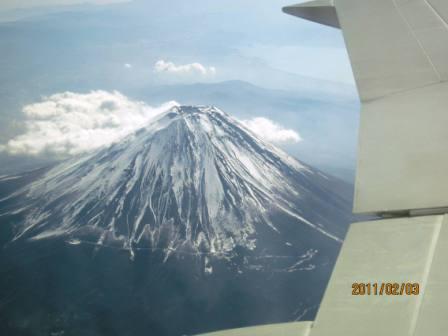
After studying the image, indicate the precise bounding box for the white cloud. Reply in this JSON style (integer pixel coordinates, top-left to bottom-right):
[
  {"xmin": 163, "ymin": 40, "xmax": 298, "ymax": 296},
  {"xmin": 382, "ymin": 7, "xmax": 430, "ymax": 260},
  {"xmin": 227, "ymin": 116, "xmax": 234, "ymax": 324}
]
[
  {"xmin": 240, "ymin": 117, "xmax": 302, "ymax": 144},
  {"xmin": 154, "ymin": 60, "xmax": 216, "ymax": 76},
  {"xmin": 0, "ymin": 91, "xmax": 178, "ymax": 156},
  {"xmin": 124, "ymin": 63, "xmax": 132, "ymax": 68}
]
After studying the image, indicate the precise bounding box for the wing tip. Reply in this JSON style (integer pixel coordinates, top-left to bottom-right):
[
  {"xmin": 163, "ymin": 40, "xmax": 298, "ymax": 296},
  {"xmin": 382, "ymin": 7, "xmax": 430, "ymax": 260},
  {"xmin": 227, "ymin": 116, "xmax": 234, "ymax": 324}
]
[{"xmin": 283, "ymin": 1, "xmax": 340, "ymax": 29}]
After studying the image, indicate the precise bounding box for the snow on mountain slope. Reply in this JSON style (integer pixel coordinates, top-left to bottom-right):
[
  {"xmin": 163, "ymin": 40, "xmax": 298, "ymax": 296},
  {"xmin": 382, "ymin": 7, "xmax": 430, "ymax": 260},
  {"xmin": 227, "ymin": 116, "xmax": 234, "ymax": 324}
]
[{"xmin": 0, "ymin": 105, "xmax": 350, "ymax": 258}]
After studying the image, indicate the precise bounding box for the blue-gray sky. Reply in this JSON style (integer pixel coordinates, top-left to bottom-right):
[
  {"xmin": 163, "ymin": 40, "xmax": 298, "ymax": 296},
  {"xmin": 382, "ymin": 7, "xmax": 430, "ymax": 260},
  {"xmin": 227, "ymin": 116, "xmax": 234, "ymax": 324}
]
[{"xmin": 0, "ymin": 0, "xmax": 124, "ymax": 9}]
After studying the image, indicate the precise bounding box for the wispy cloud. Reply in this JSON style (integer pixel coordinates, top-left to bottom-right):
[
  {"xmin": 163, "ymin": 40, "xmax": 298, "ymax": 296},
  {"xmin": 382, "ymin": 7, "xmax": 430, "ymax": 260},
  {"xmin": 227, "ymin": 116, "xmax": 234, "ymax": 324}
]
[
  {"xmin": 154, "ymin": 60, "xmax": 216, "ymax": 76},
  {"xmin": 0, "ymin": 0, "xmax": 130, "ymax": 11},
  {"xmin": 124, "ymin": 63, "xmax": 132, "ymax": 69},
  {"xmin": 240, "ymin": 117, "xmax": 302, "ymax": 144},
  {"xmin": 0, "ymin": 91, "xmax": 178, "ymax": 156}
]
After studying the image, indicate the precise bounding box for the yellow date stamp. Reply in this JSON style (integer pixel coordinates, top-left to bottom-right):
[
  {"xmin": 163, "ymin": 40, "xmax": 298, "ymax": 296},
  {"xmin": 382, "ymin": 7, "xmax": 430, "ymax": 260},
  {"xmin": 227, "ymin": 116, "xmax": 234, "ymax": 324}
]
[{"xmin": 352, "ymin": 282, "xmax": 420, "ymax": 296}]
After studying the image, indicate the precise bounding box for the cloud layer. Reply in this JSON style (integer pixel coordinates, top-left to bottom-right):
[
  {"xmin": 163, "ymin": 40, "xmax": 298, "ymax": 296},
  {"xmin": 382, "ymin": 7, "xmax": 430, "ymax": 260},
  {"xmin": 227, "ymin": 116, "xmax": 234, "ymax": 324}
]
[
  {"xmin": 1, "ymin": 91, "xmax": 299, "ymax": 157},
  {"xmin": 154, "ymin": 60, "xmax": 216, "ymax": 76},
  {"xmin": 240, "ymin": 117, "xmax": 302, "ymax": 144},
  {"xmin": 1, "ymin": 91, "xmax": 178, "ymax": 156}
]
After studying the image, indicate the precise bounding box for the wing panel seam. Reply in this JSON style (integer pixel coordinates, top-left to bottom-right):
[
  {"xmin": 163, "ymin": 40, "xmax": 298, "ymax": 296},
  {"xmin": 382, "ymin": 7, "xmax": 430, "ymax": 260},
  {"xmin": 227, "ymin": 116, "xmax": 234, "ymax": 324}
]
[{"xmin": 425, "ymin": 0, "xmax": 448, "ymax": 29}]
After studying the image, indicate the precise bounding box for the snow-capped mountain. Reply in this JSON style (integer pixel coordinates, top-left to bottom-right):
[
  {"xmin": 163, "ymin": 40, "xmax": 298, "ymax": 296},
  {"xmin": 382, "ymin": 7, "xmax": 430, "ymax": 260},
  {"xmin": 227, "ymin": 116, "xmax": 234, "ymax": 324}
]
[
  {"xmin": 0, "ymin": 105, "xmax": 355, "ymax": 335},
  {"xmin": 1, "ymin": 105, "xmax": 349, "ymax": 258}
]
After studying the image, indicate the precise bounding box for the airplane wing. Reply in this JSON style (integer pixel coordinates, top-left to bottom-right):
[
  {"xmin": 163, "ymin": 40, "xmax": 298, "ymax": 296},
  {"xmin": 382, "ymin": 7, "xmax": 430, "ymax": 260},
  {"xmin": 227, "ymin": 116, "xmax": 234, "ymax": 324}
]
[
  {"xmin": 193, "ymin": 3, "xmax": 448, "ymax": 336},
  {"xmin": 284, "ymin": 0, "xmax": 448, "ymax": 214}
]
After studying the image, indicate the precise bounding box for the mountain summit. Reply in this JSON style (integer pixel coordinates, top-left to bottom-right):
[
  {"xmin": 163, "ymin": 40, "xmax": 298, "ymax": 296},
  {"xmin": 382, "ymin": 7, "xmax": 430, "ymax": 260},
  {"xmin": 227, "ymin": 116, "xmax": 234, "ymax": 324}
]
[{"xmin": 1, "ymin": 105, "xmax": 351, "ymax": 259}]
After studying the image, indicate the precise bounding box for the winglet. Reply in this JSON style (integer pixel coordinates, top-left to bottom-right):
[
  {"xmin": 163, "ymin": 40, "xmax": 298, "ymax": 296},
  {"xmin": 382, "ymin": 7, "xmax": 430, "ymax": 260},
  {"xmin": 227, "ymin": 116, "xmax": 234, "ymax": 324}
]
[{"xmin": 282, "ymin": 0, "xmax": 340, "ymax": 29}]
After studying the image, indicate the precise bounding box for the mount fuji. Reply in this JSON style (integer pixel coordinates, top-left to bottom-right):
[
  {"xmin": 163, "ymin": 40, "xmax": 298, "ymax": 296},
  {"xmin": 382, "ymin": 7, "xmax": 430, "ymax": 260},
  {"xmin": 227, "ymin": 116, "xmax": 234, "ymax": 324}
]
[{"xmin": 0, "ymin": 105, "xmax": 355, "ymax": 336}]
